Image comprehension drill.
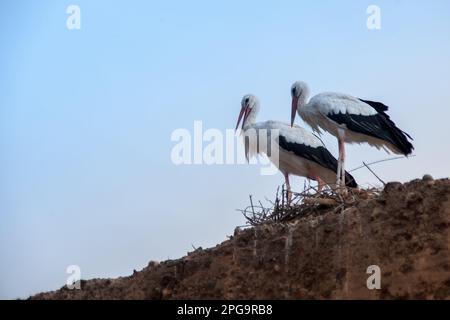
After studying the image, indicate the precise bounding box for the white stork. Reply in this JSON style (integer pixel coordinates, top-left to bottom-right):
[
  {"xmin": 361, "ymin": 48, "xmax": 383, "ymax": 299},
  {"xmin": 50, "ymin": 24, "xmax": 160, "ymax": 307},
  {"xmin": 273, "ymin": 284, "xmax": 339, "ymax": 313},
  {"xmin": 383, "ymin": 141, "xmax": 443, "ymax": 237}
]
[
  {"xmin": 290, "ymin": 81, "xmax": 414, "ymax": 187},
  {"xmin": 236, "ymin": 94, "xmax": 357, "ymax": 200}
]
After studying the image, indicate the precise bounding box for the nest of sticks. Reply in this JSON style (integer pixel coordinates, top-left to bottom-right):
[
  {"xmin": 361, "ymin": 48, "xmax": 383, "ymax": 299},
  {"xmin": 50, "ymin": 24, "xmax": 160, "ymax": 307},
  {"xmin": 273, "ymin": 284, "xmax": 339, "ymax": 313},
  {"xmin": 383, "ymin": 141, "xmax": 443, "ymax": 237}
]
[
  {"xmin": 239, "ymin": 185, "xmax": 380, "ymax": 226},
  {"xmin": 237, "ymin": 156, "xmax": 415, "ymax": 226}
]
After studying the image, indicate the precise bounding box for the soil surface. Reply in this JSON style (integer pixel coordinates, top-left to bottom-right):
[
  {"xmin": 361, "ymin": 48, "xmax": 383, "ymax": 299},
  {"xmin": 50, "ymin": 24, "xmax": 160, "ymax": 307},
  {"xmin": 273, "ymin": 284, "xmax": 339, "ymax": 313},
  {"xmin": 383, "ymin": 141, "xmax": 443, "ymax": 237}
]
[{"xmin": 31, "ymin": 177, "xmax": 450, "ymax": 299}]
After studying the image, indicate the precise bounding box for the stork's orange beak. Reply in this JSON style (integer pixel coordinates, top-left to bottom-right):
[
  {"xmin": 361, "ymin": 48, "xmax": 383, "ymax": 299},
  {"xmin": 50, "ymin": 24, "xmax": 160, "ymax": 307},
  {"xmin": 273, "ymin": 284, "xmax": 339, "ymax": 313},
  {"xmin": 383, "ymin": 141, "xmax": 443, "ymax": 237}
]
[{"xmin": 291, "ymin": 96, "xmax": 298, "ymax": 127}]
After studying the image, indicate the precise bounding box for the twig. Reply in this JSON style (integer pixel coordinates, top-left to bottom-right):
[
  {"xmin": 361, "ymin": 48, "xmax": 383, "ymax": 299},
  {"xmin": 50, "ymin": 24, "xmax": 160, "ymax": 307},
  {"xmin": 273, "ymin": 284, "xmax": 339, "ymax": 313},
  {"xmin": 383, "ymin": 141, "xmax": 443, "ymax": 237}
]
[
  {"xmin": 363, "ymin": 162, "xmax": 386, "ymax": 186},
  {"xmin": 249, "ymin": 195, "xmax": 255, "ymax": 217},
  {"xmin": 349, "ymin": 155, "xmax": 416, "ymax": 173}
]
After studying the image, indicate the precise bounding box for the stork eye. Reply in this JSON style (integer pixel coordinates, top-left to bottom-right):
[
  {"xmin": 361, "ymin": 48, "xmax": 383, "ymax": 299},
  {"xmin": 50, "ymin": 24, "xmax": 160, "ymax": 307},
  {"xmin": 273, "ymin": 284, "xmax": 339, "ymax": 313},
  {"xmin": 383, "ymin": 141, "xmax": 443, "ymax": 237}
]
[
  {"xmin": 291, "ymin": 88, "xmax": 296, "ymax": 95},
  {"xmin": 245, "ymin": 98, "xmax": 249, "ymax": 104}
]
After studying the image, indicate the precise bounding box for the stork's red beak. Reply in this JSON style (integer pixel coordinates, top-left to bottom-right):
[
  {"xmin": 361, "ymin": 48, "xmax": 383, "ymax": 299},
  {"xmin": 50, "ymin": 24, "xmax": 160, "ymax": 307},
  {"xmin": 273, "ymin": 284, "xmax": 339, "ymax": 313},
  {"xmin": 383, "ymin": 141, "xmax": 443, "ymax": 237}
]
[
  {"xmin": 291, "ymin": 96, "xmax": 299, "ymax": 127},
  {"xmin": 236, "ymin": 107, "xmax": 246, "ymax": 131},
  {"xmin": 235, "ymin": 107, "xmax": 245, "ymax": 131},
  {"xmin": 235, "ymin": 105, "xmax": 251, "ymax": 131}
]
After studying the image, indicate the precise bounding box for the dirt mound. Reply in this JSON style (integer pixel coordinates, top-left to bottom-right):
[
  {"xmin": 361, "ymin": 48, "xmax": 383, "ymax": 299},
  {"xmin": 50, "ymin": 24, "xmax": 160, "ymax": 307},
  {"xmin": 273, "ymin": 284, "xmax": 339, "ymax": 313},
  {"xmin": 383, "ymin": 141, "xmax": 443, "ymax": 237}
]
[{"xmin": 31, "ymin": 177, "xmax": 450, "ymax": 299}]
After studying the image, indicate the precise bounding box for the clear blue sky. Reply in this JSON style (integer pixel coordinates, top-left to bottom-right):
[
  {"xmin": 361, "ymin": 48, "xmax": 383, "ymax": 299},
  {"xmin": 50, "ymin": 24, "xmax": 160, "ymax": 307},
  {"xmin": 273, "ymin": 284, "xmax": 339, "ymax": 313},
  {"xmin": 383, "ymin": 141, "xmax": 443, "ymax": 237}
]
[{"xmin": 1, "ymin": 0, "xmax": 450, "ymax": 299}]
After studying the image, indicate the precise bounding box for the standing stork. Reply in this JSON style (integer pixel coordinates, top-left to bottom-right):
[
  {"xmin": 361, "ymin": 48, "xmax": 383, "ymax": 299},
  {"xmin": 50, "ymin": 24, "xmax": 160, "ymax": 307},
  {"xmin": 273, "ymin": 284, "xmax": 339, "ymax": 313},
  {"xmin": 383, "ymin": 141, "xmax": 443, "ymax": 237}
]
[
  {"xmin": 290, "ymin": 81, "xmax": 414, "ymax": 187},
  {"xmin": 236, "ymin": 94, "xmax": 357, "ymax": 201}
]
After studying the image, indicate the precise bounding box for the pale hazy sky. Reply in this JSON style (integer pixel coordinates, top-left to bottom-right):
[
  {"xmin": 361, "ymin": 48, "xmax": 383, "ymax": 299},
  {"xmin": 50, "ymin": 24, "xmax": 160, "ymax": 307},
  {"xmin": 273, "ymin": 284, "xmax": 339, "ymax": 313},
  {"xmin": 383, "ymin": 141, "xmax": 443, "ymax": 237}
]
[{"xmin": 1, "ymin": 0, "xmax": 450, "ymax": 299}]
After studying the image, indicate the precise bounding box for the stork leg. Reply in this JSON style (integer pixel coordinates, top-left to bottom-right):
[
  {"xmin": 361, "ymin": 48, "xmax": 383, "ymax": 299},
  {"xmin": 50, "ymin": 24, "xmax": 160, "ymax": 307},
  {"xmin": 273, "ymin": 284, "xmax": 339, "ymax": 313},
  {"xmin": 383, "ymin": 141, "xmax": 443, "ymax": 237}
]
[
  {"xmin": 336, "ymin": 158, "xmax": 342, "ymax": 187},
  {"xmin": 337, "ymin": 128, "xmax": 346, "ymax": 189},
  {"xmin": 316, "ymin": 176, "xmax": 325, "ymax": 193},
  {"xmin": 340, "ymin": 139, "xmax": 346, "ymax": 188},
  {"xmin": 283, "ymin": 172, "xmax": 292, "ymax": 204},
  {"xmin": 336, "ymin": 142, "xmax": 342, "ymax": 188}
]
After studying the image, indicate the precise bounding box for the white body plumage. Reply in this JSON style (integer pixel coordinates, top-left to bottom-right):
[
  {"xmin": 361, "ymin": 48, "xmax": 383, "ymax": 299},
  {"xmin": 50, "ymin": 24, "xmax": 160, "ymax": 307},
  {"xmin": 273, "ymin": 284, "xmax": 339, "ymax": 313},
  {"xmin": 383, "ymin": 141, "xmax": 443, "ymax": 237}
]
[
  {"xmin": 291, "ymin": 82, "xmax": 414, "ymax": 156},
  {"xmin": 237, "ymin": 94, "xmax": 357, "ymax": 189},
  {"xmin": 242, "ymin": 120, "xmax": 339, "ymax": 185}
]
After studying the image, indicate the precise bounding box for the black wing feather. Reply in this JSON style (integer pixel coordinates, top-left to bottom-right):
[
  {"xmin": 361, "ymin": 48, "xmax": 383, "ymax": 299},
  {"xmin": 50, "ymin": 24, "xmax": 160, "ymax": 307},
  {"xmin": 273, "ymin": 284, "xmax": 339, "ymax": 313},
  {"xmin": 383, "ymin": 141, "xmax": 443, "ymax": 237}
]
[
  {"xmin": 278, "ymin": 136, "xmax": 357, "ymax": 188},
  {"xmin": 326, "ymin": 99, "xmax": 414, "ymax": 155},
  {"xmin": 359, "ymin": 99, "xmax": 388, "ymax": 113}
]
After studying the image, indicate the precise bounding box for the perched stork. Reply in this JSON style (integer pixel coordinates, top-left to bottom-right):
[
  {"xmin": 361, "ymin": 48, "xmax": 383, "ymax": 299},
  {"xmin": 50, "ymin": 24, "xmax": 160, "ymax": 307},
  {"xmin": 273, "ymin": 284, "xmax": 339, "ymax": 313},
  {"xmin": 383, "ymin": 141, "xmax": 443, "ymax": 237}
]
[
  {"xmin": 236, "ymin": 94, "xmax": 357, "ymax": 200},
  {"xmin": 290, "ymin": 81, "xmax": 414, "ymax": 187}
]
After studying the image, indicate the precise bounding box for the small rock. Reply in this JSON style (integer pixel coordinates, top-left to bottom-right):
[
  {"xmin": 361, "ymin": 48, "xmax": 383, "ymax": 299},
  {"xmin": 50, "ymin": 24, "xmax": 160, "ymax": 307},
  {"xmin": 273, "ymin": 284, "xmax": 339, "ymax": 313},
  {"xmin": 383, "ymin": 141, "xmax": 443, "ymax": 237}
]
[
  {"xmin": 162, "ymin": 288, "xmax": 172, "ymax": 298},
  {"xmin": 274, "ymin": 264, "xmax": 281, "ymax": 272},
  {"xmin": 423, "ymin": 174, "xmax": 434, "ymax": 181},
  {"xmin": 383, "ymin": 182, "xmax": 403, "ymax": 193},
  {"xmin": 406, "ymin": 192, "xmax": 422, "ymax": 205},
  {"xmin": 370, "ymin": 207, "xmax": 384, "ymax": 221},
  {"xmin": 183, "ymin": 255, "xmax": 193, "ymax": 261},
  {"xmin": 148, "ymin": 260, "xmax": 160, "ymax": 269}
]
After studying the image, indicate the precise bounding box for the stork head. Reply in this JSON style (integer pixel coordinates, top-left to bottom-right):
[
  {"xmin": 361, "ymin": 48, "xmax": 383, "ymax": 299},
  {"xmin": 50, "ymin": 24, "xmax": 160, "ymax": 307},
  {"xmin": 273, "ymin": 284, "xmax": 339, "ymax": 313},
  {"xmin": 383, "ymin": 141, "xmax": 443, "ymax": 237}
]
[
  {"xmin": 290, "ymin": 81, "xmax": 310, "ymax": 127},
  {"xmin": 236, "ymin": 94, "xmax": 259, "ymax": 131}
]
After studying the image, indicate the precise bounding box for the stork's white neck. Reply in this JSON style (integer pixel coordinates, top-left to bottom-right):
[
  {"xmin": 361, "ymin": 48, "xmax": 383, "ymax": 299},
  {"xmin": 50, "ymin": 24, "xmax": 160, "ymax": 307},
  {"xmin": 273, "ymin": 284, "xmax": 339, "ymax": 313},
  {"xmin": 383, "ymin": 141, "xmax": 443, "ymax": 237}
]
[
  {"xmin": 293, "ymin": 82, "xmax": 311, "ymax": 111},
  {"xmin": 296, "ymin": 91, "xmax": 310, "ymax": 109},
  {"xmin": 243, "ymin": 102, "xmax": 260, "ymax": 129}
]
